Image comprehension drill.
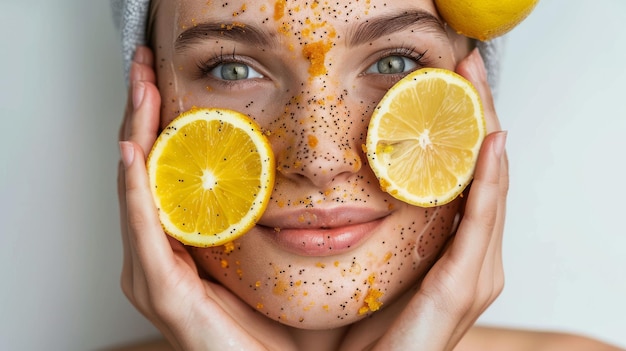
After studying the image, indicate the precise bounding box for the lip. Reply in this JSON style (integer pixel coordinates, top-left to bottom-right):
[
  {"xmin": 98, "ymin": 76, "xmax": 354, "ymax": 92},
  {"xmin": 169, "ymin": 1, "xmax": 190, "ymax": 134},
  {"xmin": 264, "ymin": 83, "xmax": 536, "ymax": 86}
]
[{"xmin": 257, "ymin": 208, "xmax": 389, "ymax": 257}]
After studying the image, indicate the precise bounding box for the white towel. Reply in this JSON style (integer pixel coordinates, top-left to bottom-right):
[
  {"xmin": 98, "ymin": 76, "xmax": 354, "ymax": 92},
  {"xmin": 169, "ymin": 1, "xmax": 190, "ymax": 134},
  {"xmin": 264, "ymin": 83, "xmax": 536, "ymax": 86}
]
[
  {"xmin": 111, "ymin": 0, "xmax": 151, "ymax": 85},
  {"xmin": 110, "ymin": 0, "xmax": 504, "ymax": 92}
]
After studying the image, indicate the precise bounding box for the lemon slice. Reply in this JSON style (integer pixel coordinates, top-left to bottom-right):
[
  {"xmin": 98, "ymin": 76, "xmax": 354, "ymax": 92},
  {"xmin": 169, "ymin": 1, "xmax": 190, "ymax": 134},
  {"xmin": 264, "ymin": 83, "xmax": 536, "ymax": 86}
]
[
  {"xmin": 147, "ymin": 108, "xmax": 275, "ymax": 247},
  {"xmin": 365, "ymin": 68, "xmax": 485, "ymax": 208}
]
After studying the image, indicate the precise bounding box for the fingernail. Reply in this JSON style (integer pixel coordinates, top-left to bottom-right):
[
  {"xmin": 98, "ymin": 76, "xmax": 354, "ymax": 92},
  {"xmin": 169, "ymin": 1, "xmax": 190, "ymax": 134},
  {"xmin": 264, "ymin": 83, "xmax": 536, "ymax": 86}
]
[
  {"xmin": 119, "ymin": 141, "xmax": 135, "ymax": 168},
  {"xmin": 132, "ymin": 81, "xmax": 145, "ymax": 110},
  {"xmin": 492, "ymin": 131, "xmax": 507, "ymax": 159}
]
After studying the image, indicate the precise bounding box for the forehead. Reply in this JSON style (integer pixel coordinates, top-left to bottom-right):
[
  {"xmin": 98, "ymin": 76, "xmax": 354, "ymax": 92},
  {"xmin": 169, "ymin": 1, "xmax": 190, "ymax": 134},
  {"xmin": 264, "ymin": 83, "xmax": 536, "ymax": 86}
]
[{"xmin": 158, "ymin": 0, "xmax": 442, "ymax": 32}]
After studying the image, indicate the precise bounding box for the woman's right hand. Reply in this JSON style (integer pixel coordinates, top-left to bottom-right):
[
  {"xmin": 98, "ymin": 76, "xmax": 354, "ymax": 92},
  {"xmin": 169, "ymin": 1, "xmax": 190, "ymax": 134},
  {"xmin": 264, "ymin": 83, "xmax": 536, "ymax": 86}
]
[{"xmin": 117, "ymin": 46, "xmax": 291, "ymax": 351}]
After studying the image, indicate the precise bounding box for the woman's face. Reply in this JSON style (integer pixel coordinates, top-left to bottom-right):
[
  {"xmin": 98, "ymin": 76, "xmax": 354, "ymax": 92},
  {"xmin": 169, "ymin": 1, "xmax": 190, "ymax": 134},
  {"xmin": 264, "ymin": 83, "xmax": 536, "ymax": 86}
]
[{"xmin": 151, "ymin": 0, "xmax": 472, "ymax": 329}]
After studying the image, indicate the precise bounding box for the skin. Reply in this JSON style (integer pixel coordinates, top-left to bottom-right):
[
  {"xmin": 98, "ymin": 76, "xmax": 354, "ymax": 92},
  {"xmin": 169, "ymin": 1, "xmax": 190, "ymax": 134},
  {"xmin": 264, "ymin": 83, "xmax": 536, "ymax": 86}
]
[{"xmin": 118, "ymin": 0, "xmax": 506, "ymax": 350}]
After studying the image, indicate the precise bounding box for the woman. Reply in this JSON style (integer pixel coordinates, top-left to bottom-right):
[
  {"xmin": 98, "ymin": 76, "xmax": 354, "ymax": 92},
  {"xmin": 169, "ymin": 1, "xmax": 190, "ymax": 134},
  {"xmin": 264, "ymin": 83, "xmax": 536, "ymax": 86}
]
[{"xmin": 113, "ymin": 0, "xmax": 623, "ymax": 350}]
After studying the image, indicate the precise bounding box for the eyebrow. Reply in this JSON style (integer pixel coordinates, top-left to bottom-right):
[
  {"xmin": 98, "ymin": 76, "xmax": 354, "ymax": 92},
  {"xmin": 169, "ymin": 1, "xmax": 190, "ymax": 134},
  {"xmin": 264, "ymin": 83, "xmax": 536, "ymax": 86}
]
[
  {"xmin": 175, "ymin": 22, "xmax": 277, "ymax": 52},
  {"xmin": 174, "ymin": 9, "xmax": 446, "ymax": 52},
  {"xmin": 346, "ymin": 10, "xmax": 447, "ymax": 47}
]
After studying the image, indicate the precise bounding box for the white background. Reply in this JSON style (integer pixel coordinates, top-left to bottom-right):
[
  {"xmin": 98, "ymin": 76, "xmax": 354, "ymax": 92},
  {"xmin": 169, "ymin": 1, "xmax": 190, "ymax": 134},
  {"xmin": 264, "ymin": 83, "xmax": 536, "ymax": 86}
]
[{"xmin": 1, "ymin": 1, "xmax": 625, "ymax": 350}]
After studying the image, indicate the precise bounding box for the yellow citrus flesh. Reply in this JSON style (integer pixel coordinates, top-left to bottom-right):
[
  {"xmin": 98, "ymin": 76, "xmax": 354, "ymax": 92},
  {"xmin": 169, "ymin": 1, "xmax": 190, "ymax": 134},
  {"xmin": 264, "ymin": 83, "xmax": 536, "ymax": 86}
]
[
  {"xmin": 435, "ymin": 0, "xmax": 539, "ymax": 41},
  {"xmin": 147, "ymin": 108, "xmax": 275, "ymax": 247},
  {"xmin": 366, "ymin": 68, "xmax": 485, "ymax": 208}
]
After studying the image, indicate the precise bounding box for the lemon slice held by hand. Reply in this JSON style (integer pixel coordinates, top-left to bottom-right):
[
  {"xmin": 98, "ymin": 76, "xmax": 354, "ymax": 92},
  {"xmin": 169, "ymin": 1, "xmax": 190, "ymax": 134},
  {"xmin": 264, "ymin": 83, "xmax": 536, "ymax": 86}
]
[
  {"xmin": 365, "ymin": 68, "xmax": 485, "ymax": 208},
  {"xmin": 147, "ymin": 108, "xmax": 275, "ymax": 247}
]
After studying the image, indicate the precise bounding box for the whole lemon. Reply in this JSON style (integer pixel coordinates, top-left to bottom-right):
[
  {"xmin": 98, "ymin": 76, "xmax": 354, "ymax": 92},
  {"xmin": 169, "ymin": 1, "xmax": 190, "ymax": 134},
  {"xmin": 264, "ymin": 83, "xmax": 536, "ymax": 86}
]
[{"xmin": 435, "ymin": 0, "xmax": 539, "ymax": 41}]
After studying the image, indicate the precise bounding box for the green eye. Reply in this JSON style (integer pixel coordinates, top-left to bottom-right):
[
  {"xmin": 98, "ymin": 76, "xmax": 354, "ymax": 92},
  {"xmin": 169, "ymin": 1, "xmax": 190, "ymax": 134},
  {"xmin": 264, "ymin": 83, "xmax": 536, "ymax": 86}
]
[
  {"xmin": 210, "ymin": 62, "xmax": 263, "ymax": 80},
  {"xmin": 367, "ymin": 55, "xmax": 417, "ymax": 74}
]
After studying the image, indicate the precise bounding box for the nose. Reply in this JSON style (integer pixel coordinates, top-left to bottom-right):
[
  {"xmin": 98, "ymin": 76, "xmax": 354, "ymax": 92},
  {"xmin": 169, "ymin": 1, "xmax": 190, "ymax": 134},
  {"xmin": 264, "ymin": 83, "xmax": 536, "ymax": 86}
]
[{"xmin": 275, "ymin": 90, "xmax": 363, "ymax": 189}]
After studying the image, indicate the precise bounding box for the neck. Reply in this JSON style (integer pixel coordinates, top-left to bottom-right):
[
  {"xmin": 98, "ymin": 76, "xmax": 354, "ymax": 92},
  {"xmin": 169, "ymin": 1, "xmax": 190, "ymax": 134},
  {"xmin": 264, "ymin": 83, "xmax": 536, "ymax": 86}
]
[{"xmin": 287, "ymin": 325, "xmax": 350, "ymax": 351}]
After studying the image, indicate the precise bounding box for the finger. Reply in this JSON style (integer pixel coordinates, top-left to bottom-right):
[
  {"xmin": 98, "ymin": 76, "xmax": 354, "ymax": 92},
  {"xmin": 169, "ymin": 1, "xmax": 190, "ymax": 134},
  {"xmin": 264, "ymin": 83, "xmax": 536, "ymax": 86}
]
[
  {"xmin": 120, "ymin": 140, "xmax": 177, "ymax": 282},
  {"xmin": 120, "ymin": 46, "xmax": 156, "ymax": 143},
  {"xmin": 127, "ymin": 80, "xmax": 161, "ymax": 157},
  {"xmin": 456, "ymin": 47, "xmax": 501, "ymax": 133},
  {"xmin": 124, "ymin": 48, "xmax": 160, "ymax": 156},
  {"xmin": 474, "ymin": 144, "xmax": 509, "ymax": 301},
  {"xmin": 480, "ymin": 148, "xmax": 509, "ymax": 297},
  {"xmin": 118, "ymin": 160, "xmax": 135, "ymax": 295},
  {"xmin": 447, "ymin": 131, "xmax": 507, "ymax": 279}
]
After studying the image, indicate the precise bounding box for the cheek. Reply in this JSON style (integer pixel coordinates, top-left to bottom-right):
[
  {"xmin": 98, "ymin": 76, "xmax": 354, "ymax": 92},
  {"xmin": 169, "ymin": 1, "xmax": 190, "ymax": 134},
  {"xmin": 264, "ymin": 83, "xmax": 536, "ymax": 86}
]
[
  {"xmin": 410, "ymin": 201, "xmax": 461, "ymax": 259},
  {"xmin": 154, "ymin": 52, "xmax": 187, "ymax": 126}
]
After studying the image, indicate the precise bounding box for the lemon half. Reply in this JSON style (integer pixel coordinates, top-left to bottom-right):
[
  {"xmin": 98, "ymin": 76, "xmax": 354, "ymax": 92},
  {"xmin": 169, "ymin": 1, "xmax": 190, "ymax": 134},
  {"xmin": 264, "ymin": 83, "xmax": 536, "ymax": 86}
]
[
  {"xmin": 366, "ymin": 68, "xmax": 485, "ymax": 207},
  {"xmin": 147, "ymin": 108, "xmax": 275, "ymax": 247}
]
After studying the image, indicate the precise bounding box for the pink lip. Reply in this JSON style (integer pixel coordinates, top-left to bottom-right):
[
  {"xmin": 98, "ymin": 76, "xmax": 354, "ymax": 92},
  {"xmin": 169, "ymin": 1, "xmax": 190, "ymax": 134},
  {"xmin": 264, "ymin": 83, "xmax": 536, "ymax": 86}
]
[{"xmin": 257, "ymin": 208, "xmax": 388, "ymax": 257}]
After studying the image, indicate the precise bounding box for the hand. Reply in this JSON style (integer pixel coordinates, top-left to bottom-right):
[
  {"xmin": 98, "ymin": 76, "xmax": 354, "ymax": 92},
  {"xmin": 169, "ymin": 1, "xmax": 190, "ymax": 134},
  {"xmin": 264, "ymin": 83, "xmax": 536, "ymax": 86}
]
[
  {"xmin": 366, "ymin": 48, "xmax": 509, "ymax": 351},
  {"xmin": 117, "ymin": 47, "xmax": 292, "ymax": 351}
]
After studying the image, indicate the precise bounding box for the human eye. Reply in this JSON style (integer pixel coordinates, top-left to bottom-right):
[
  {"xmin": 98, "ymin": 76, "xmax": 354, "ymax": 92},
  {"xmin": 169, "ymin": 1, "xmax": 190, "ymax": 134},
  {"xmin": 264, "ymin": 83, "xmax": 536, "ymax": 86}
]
[
  {"xmin": 197, "ymin": 53, "xmax": 263, "ymax": 82},
  {"xmin": 209, "ymin": 62, "xmax": 263, "ymax": 80},
  {"xmin": 365, "ymin": 48, "xmax": 428, "ymax": 75}
]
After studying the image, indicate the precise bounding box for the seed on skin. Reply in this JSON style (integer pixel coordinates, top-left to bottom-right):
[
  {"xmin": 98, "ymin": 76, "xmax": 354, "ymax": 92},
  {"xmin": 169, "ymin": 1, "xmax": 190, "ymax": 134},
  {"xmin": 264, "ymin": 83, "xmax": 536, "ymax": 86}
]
[
  {"xmin": 367, "ymin": 273, "xmax": 376, "ymax": 285},
  {"xmin": 232, "ymin": 4, "xmax": 247, "ymax": 16}
]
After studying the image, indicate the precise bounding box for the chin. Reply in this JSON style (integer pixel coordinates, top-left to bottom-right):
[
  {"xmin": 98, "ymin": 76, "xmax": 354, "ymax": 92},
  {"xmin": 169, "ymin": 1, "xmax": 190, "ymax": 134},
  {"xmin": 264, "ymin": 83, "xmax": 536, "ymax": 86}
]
[{"xmin": 192, "ymin": 241, "xmax": 442, "ymax": 331}]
